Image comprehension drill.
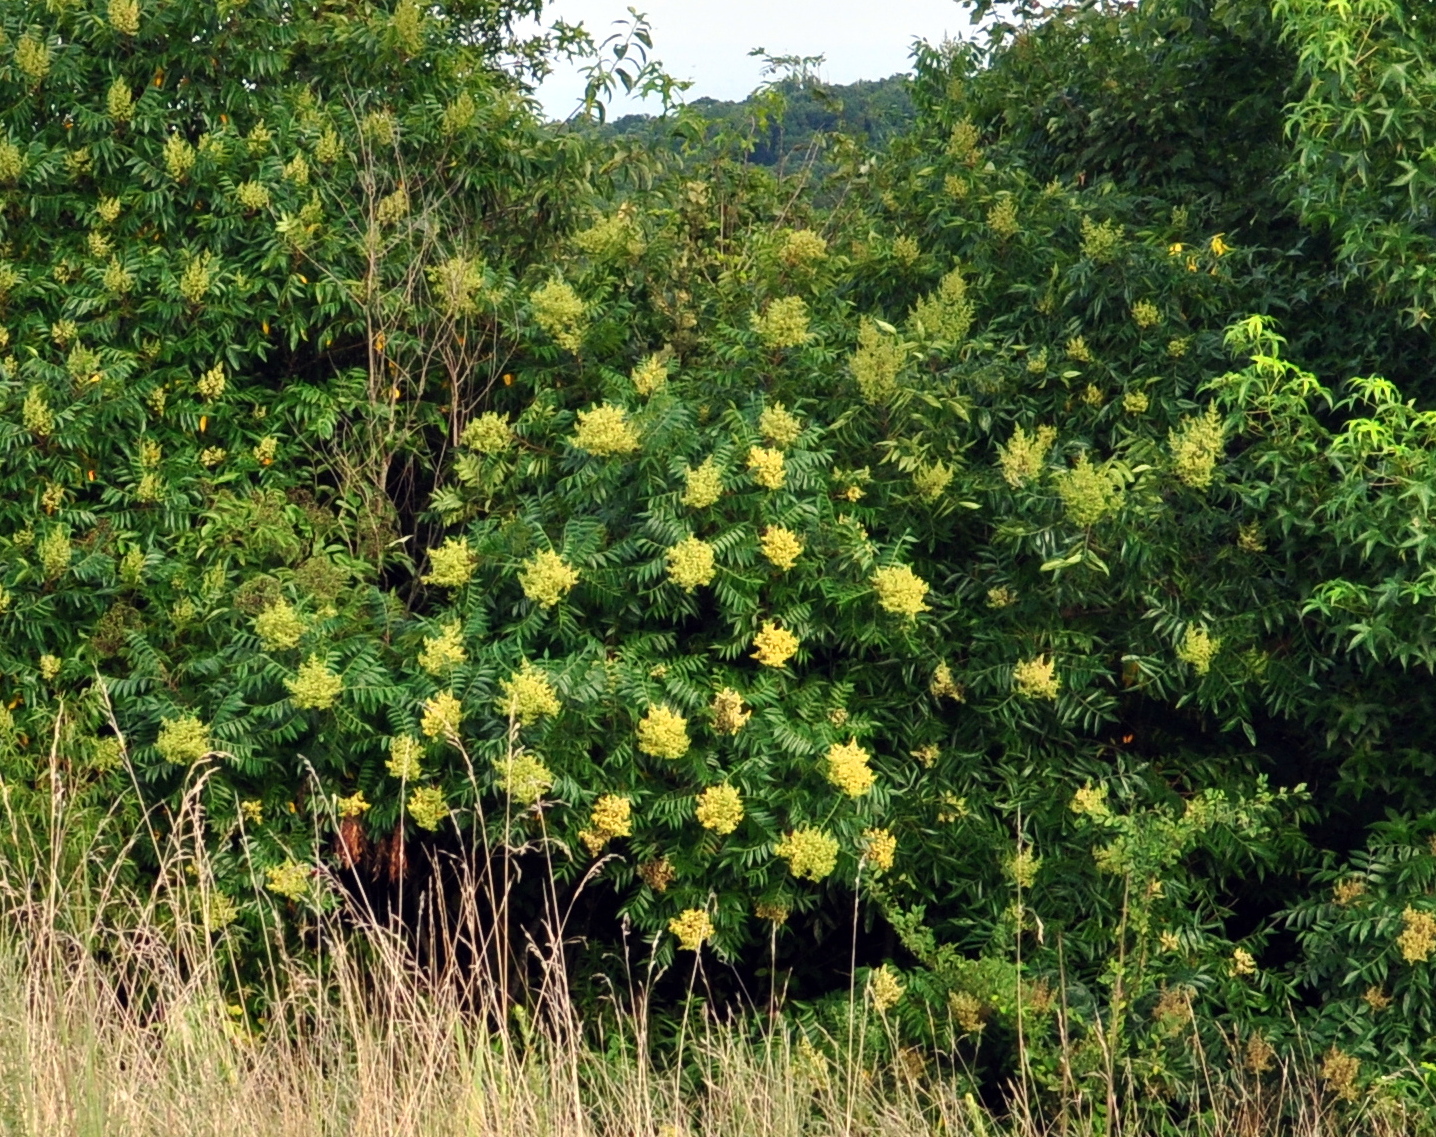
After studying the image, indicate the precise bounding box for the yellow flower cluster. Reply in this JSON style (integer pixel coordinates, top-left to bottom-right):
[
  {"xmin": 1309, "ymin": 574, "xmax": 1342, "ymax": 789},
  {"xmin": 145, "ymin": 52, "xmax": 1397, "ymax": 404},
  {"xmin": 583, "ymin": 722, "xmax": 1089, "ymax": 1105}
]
[
  {"xmin": 1320, "ymin": 1047, "xmax": 1361, "ymax": 1102},
  {"xmin": 338, "ymin": 790, "xmax": 370, "ymax": 817},
  {"xmin": 1333, "ymin": 877, "xmax": 1366, "ymax": 907},
  {"xmin": 1398, "ymin": 906, "xmax": 1436, "ymax": 962},
  {"xmin": 872, "ymin": 565, "xmax": 930, "ymax": 620},
  {"xmin": 530, "ymin": 279, "xmax": 587, "ymax": 352},
  {"xmin": 893, "ymin": 234, "xmax": 921, "ymax": 265},
  {"xmin": 519, "ymin": 550, "xmax": 579, "ymax": 607},
  {"xmin": 1055, "ymin": 454, "xmax": 1123, "ymax": 527},
  {"xmin": 255, "ymin": 600, "xmax": 305, "ymax": 650},
  {"xmin": 987, "ymin": 197, "xmax": 1019, "ymax": 239},
  {"xmin": 156, "ymin": 715, "xmax": 211, "ymax": 764},
  {"xmin": 779, "ymin": 228, "xmax": 828, "ymax": 267},
  {"xmin": 1071, "ymin": 784, "xmax": 1109, "ymax": 818},
  {"xmin": 580, "ymin": 793, "xmax": 632, "ymax": 854},
  {"xmin": 1169, "ymin": 404, "xmax": 1225, "ymax": 489},
  {"xmin": 497, "ymin": 661, "xmax": 561, "ymax": 725},
  {"xmin": 850, "ymin": 317, "xmax": 905, "ymax": 403},
  {"xmin": 948, "ymin": 117, "xmax": 981, "ymax": 159},
  {"xmin": 418, "ymin": 622, "xmax": 467, "ymax": 675},
  {"xmin": 164, "ymin": 134, "xmax": 196, "ymax": 181},
  {"xmin": 747, "ymin": 446, "xmax": 786, "ymax": 490},
  {"xmin": 1131, "ymin": 299, "xmax": 1161, "ymax": 328},
  {"xmin": 197, "ymin": 363, "xmax": 226, "ymax": 401},
  {"xmin": 1007, "ymin": 848, "xmax": 1040, "ymax": 888},
  {"xmin": 423, "ymin": 539, "xmax": 478, "ymax": 588},
  {"xmin": 775, "ymin": 827, "xmax": 839, "ymax": 881},
  {"xmin": 638, "ymin": 857, "xmax": 675, "ymax": 892},
  {"xmin": 862, "ymin": 828, "xmax": 896, "ymax": 872},
  {"xmin": 912, "ymin": 461, "xmax": 953, "ymax": 502},
  {"xmin": 1238, "ymin": 521, "xmax": 1266, "ymax": 553},
  {"xmin": 695, "ymin": 784, "xmax": 744, "ymax": 835},
  {"xmin": 236, "ymin": 180, "xmax": 270, "ymax": 211},
  {"xmin": 826, "ymin": 740, "xmax": 876, "ymax": 797},
  {"xmin": 751, "ymin": 621, "xmax": 800, "ymax": 668},
  {"xmin": 1176, "ymin": 626, "xmax": 1220, "ymax": 676},
  {"xmin": 286, "ymin": 655, "xmax": 343, "ymax": 710},
  {"xmin": 666, "ymin": 536, "xmax": 716, "ymax": 591},
  {"xmin": 407, "ymin": 786, "xmax": 449, "ymax": 831},
  {"xmin": 461, "ymin": 412, "xmax": 511, "ymax": 453},
  {"xmin": 0, "ymin": 142, "xmax": 21, "ymax": 186},
  {"xmin": 495, "ymin": 752, "xmax": 554, "ymax": 805},
  {"xmin": 1066, "ymin": 335, "xmax": 1093, "ymax": 363},
  {"xmin": 911, "ymin": 268, "xmax": 973, "ymax": 344},
  {"xmin": 16, "ymin": 35, "xmax": 51, "ymax": 84},
  {"xmin": 760, "ymin": 526, "xmax": 803, "ymax": 572},
  {"xmin": 637, "ymin": 705, "xmax": 690, "ymax": 760},
  {"xmin": 630, "ymin": 353, "xmax": 668, "ymax": 397},
  {"xmin": 23, "ymin": 388, "xmax": 54, "ymax": 437},
  {"xmin": 1123, "ymin": 390, "xmax": 1149, "ymax": 414},
  {"xmin": 37, "ymin": 527, "xmax": 71, "ymax": 581},
  {"xmin": 1013, "ymin": 656, "xmax": 1060, "ymax": 700},
  {"xmin": 1079, "ymin": 216, "xmax": 1123, "ymax": 263},
  {"xmin": 710, "ymin": 688, "xmax": 751, "ymax": 734},
  {"xmin": 752, "ymin": 296, "xmax": 811, "ymax": 349},
  {"xmin": 39, "ymin": 654, "xmax": 61, "ymax": 682},
  {"xmin": 421, "ymin": 691, "xmax": 463, "ymax": 740},
  {"xmin": 572, "ymin": 404, "xmax": 640, "ymax": 457},
  {"xmin": 107, "ymin": 78, "xmax": 134, "ymax": 122},
  {"xmin": 998, "ymin": 424, "xmax": 1056, "ymax": 488},
  {"xmin": 392, "ymin": 0, "xmax": 425, "ymax": 53},
  {"xmin": 759, "ymin": 403, "xmax": 803, "ymax": 448},
  {"xmin": 868, "ymin": 966, "xmax": 904, "ymax": 1011},
  {"xmin": 574, "ymin": 209, "xmax": 646, "ymax": 260},
  {"xmin": 387, "ymin": 735, "xmax": 424, "ymax": 780},
  {"xmin": 682, "ymin": 456, "xmax": 723, "ymax": 508},
  {"xmin": 669, "ymin": 907, "xmax": 715, "ymax": 951},
  {"xmin": 950, "ymin": 991, "xmax": 986, "ymax": 1034},
  {"xmin": 265, "ymin": 859, "xmax": 309, "ymax": 901}
]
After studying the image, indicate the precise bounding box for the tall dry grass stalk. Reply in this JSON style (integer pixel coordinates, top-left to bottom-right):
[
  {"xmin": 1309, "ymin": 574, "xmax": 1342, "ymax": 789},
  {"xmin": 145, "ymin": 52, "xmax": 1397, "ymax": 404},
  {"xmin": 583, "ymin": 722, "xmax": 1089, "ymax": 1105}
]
[{"xmin": 0, "ymin": 733, "xmax": 1422, "ymax": 1137}]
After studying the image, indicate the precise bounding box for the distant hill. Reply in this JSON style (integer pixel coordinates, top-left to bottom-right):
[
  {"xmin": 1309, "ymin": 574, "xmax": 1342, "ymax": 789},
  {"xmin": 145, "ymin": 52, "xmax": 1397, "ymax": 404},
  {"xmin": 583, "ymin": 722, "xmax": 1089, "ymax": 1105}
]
[{"xmin": 594, "ymin": 74, "xmax": 914, "ymax": 165}]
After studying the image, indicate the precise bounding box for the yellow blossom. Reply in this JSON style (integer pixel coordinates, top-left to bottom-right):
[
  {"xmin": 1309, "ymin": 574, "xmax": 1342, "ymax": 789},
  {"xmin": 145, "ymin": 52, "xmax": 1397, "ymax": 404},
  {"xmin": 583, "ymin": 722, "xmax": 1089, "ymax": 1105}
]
[
  {"xmin": 407, "ymin": 786, "xmax": 449, "ymax": 831},
  {"xmin": 638, "ymin": 857, "xmax": 676, "ymax": 892},
  {"xmin": 1209, "ymin": 233, "xmax": 1231, "ymax": 257},
  {"xmin": 912, "ymin": 461, "xmax": 954, "ymax": 502},
  {"xmin": 1013, "ymin": 656, "xmax": 1060, "ymax": 700},
  {"xmin": 710, "ymin": 688, "xmax": 751, "ymax": 734},
  {"xmin": 950, "ymin": 990, "xmax": 986, "ymax": 1033},
  {"xmin": 164, "ymin": 134, "xmax": 196, "ymax": 181},
  {"xmin": 868, "ymin": 965, "xmax": 904, "ymax": 1011},
  {"xmin": 752, "ymin": 296, "xmax": 811, "ymax": 349},
  {"xmin": 39, "ymin": 654, "xmax": 61, "ymax": 682},
  {"xmin": 461, "ymin": 412, "xmax": 511, "ymax": 453},
  {"xmin": 760, "ymin": 526, "xmax": 803, "ymax": 572},
  {"xmin": 156, "ymin": 715, "xmax": 211, "ymax": 764},
  {"xmin": 637, "ymin": 705, "xmax": 690, "ymax": 760},
  {"xmin": 572, "ymin": 404, "xmax": 640, "ymax": 457},
  {"xmin": 666, "ymin": 536, "xmax": 716, "ymax": 591},
  {"xmin": 387, "ymin": 735, "xmax": 424, "ymax": 780},
  {"xmin": 1071, "ymin": 784, "xmax": 1109, "ymax": 818},
  {"xmin": 1230, "ymin": 948, "xmax": 1258, "ymax": 976},
  {"xmin": 494, "ymin": 752, "xmax": 554, "ymax": 805},
  {"xmin": 337, "ymin": 790, "xmax": 370, "ymax": 817},
  {"xmin": 850, "ymin": 317, "xmax": 905, "ymax": 403},
  {"xmin": 418, "ymin": 621, "xmax": 467, "ymax": 674},
  {"xmin": 37, "ymin": 527, "xmax": 71, "ymax": 580},
  {"xmin": 863, "ymin": 828, "xmax": 896, "ymax": 872},
  {"xmin": 998, "ymin": 425, "xmax": 1056, "ymax": 488},
  {"xmin": 630, "ymin": 353, "xmax": 668, "ymax": 396},
  {"xmin": 987, "ymin": 197, "xmax": 1019, "ymax": 239},
  {"xmin": 1320, "ymin": 1047, "xmax": 1360, "ymax": 1102},
  {"xmin": 23, "ymin": 388, "xmax": 54, "ymax": 437},
  {"xmin": 779, "ymin": 228, "xmax": 828, "ymax": 267},
  {"xmin": 197, "ymin": 363, "xmax": 226, "ymax": 401},
  {"xmin": 872, "ymin": 565, "xmax": 930, "ymax": 620},
  {"xmin": 695, "ymin": 784, "xmax": 744, "ymax": 834},
  {"xmin": 775, "ymin": 827, "xmax": 839, "ymax": 881},
  {"xmin": 1169, "ymin": 404, "xmax": 1225, "ymax": 489},
  {"xmin": 1176, "ymin": 626, "xmax": 1220, "ymax": 675},
  {"xmin": 893, "ymin": 234, "xmax": 920, "ymax": 265},
  {"xmin": 746, "ymin": 446, "xmax": 786, "ymax": 490},
  {"xmin": 15, "ymin": 35, "xmax": 51, "ymax": 84},
  {"xmin": 421, "ymin": 691, "xmax": 463, "ymax": 740},
  {"xmin": 497, "ymin": 661, "xmax": 561, "ymax": 725},
  {"xmin": 1123, "ymin": 390, "xmax": 1149, "ymax": 414},
  {"xmin": 107, "ymin": 78, "xmax": 134, "ymax": 122},
  {"xmin": 1398, "ymin": 906, "xmax": 1436, "ymax": 962},
  {"xmin": 580, "ymin": 793, "xmax": 633, "ymax": 854},
  {"xmin": 265, "ymin": 859, "xmax": 309, "ymax": 900},
  {"xmin": 682, "ymin": 457, "xmax": 723, "ymax": 508},
  {"xmin": 930, "ymin": 662, "xmax": 964, "ymax": 701},
  {"xmin": 519, "ymin": 550, "xmax": 579, "ymax": 608},
  {"xmin": 826, "ymin": 740, "xmax": 875, "ymax": 796},
  {"xmin": 252, "ymin": 436, "xmax": 277, "ymax": 465},
  {"xmin": 759, "ymin": 403, "xmax": 803, "ymax": 448},
  {"xmin": 255, "ymin": 601, "xmax": 305, "ymax": 651},
  {"xmin": 530, "ymin": 279, "xmax": 586, "ymax": 352},
  {"xmin": 240, "ymin": 799, "xmax": 264, "ymax": 824},
  {"xmin": 910, "ymin": 267, "xmax": 973, "ymax": 343},
  {"xmin": 1131, "ymin": 300, "xmax": 1161, "ymax": 328},
  {"xmin": 286, "ymin": 654, "xmax": 343, "ymax": 710},
  {"xmin": 669, "ymin": 908, "xmax": 715, "ymax": 951},
  {"xmin": 1054, "ymin": 453, "xmax": 1123, "ymax": 526},
  {"xmin": 1079, "ymin": 216, "xmax": 1123, "ymax": 262},
  {"xmin": 751, "ymin": 621, "xmax": 800, "ymax": 668},
  {"xmin": 1066, "ymin": 335, "xmax": 1093, "ymax": 363}
]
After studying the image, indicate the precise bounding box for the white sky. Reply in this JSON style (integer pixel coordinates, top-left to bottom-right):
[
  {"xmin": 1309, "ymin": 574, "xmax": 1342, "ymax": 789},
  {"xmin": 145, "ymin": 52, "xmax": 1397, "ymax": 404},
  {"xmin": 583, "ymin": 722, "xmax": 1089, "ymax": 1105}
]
[{"xmin": 529, "ymin": 0, "xmax": 970, "ymax": 119}]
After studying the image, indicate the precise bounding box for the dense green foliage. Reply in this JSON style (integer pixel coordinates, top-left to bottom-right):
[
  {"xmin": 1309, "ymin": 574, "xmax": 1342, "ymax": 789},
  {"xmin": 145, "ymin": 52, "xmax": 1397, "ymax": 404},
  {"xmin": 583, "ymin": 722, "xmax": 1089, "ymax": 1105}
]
[{"xmin": 10, "ymin": 0, "xmax": 1436, "ymax": 1119}]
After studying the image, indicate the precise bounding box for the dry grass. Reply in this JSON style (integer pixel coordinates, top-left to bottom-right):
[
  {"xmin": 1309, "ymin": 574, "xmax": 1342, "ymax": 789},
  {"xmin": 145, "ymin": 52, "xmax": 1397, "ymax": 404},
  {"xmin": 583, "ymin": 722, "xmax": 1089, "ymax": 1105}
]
[{"xmin": 0, "ymin": 755, "xmax": 1424, "ymax": 1137}]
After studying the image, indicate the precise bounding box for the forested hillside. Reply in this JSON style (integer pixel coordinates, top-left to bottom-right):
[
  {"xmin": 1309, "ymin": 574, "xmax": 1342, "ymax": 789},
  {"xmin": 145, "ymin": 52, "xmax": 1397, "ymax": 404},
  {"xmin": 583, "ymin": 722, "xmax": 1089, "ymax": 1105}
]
[{"xmin": 6, "ymin": 0, "xmax": 1436, "ymax": 1131}]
